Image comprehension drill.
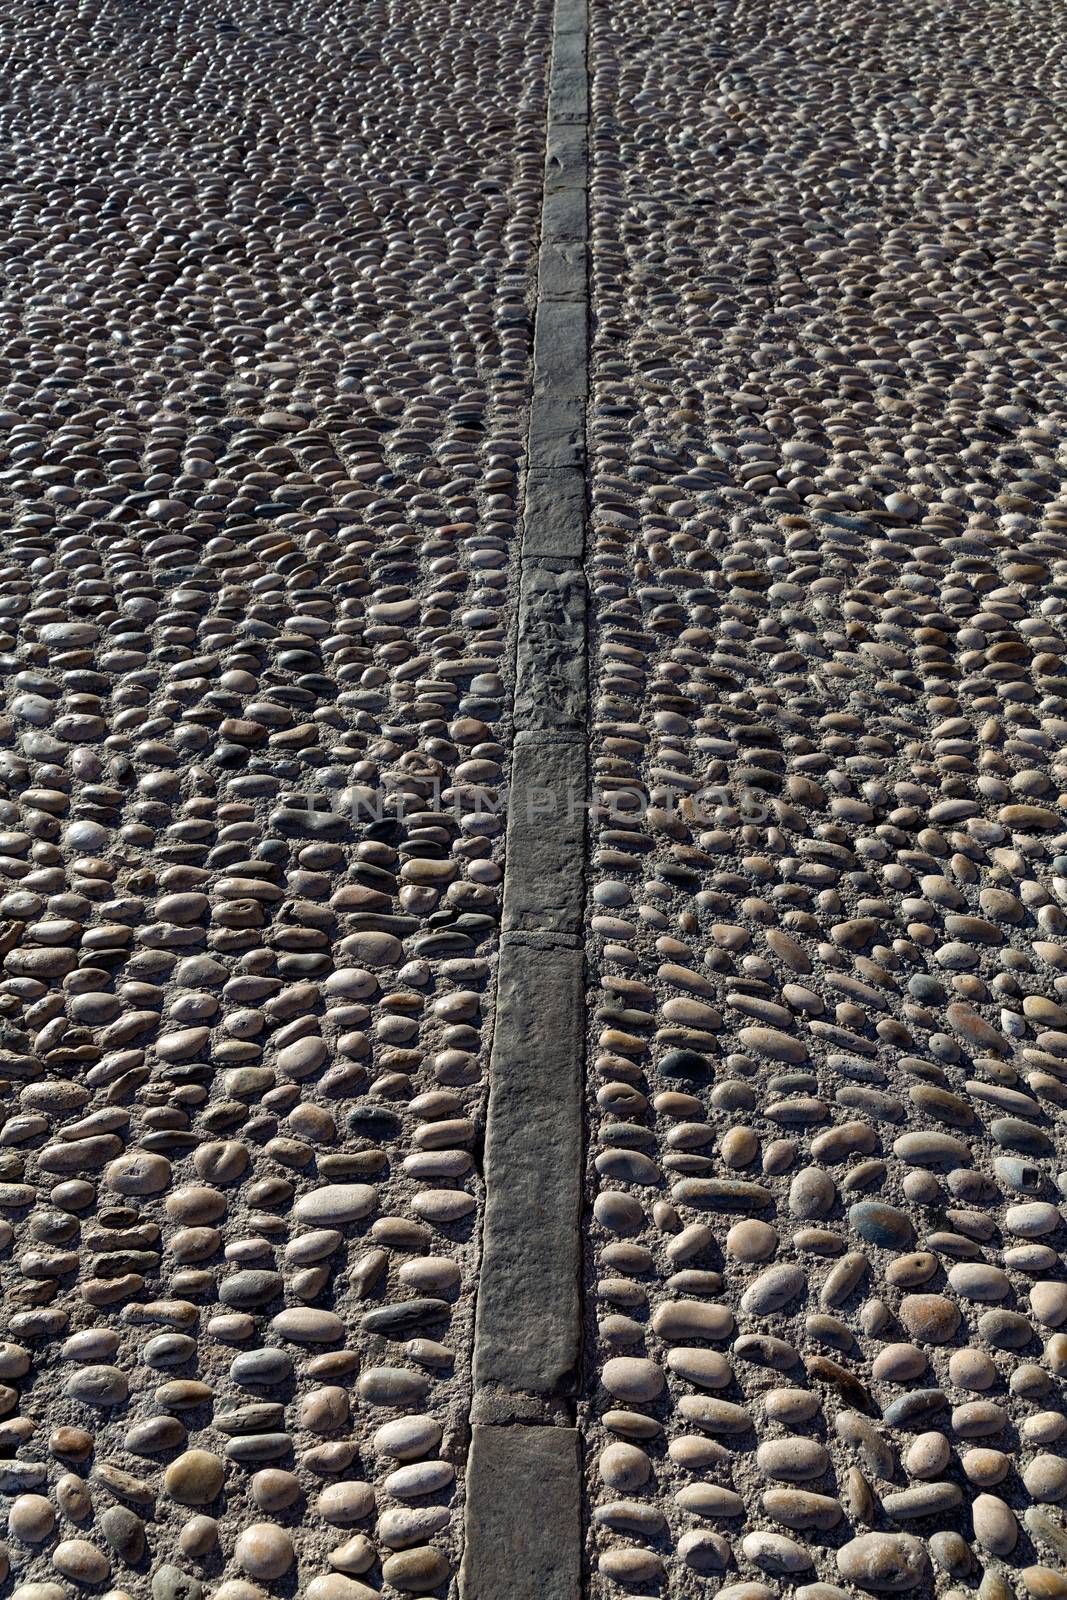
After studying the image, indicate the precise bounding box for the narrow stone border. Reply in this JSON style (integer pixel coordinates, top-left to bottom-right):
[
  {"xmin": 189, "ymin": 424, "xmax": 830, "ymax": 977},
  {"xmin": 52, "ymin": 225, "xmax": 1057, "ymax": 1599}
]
[{"xmin": 459, "ymin": 0, "xmax": 588, "ymax": 1591}]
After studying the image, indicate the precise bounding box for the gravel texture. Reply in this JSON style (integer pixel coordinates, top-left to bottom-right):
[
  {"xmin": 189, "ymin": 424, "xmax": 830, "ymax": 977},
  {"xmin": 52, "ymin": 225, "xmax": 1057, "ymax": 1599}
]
[
  {"xmin": 0, "ymin": 0, "xmax": 551, "ymax": 1592},
  {"xmin": 583, "ymin": 0, "xmax": 1067, "ymax": 1591}
]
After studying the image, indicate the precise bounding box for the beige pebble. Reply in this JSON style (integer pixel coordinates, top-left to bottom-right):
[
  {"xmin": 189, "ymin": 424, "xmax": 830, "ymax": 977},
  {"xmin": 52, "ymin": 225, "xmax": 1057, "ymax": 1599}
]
[
  {"xmin": 235, "ymin": 1523, "xmax": 294, "ymax": 1580},
  {"xmin": 163, "ymin": 1451, "xmax": 225, "ymax": 1505},
  {"xmin": 8, "ymin": 1496, "xmax": 55, "ymax": 1542},
  {"xmin": 52, "ymin": 1539, "xmax": 110, "ymax": 1583},
  {"xmin": 905, "ymin": 1432, "xmax": 950, "ymax": 1479}
]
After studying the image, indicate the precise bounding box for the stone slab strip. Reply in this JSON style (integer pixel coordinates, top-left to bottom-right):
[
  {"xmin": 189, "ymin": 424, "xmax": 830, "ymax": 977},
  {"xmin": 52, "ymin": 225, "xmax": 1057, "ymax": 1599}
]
[
  {"xmin": 471, "ymin": 938, "xmax": 584, "ymax": 1417},
  {"xmin": 501, "ymin": 737, "xmax": 586, "ymax": 936},
  {"xmin": 461, "ymin": 0, "xmax": 588, "ymax": 1589},
  {"xmin": 522, "ymin": 467, "xmax": 586, "ymax": 557},
  {"xmin": 460, "ymin": 1426, "xmax": 583, "ymax": 1600}
]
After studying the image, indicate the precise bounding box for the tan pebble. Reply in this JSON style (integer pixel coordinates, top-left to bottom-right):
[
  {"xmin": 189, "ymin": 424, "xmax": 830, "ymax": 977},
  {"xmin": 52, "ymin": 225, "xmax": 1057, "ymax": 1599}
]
[
  {"xmin": 410, "ymin": 1190, "xmax": 475, "ymax": 1222},
  {"xmin": 193, "ymin": 1141, "xmax": 249, "ymax": 1184},
  {"xmin": 1013, "ymin": 1364, "xmax": 1052, "ymax": 1400},
  {"xmin": 980, "ymin": 1571, "xmax": 1016, "ymax": 1600},
  {"xmin": 666, "ymin": 1348, "xmax": 731, "ymax": 1389},
  {"xmin": 872, "ymin": 1344, "xmax": 926, "ymax": 1382},
  {"xmin": 650, "ymin": 1299, "xmax": 733, "ymax": 1339},
  {"xmin": 721, "ymin": 1126, "xmax": 759, "ymax": 1166},
  {"xmin": 884, "ymin": 1251, "xmax": 938, "ymax": 1288},
  {"xmin": 371, "ymin": 1415, "xmax": 442, "ymax": 1461},
  {"xmin": 1023, "ymin": 1412, "xmax": 1067, "ymax": 1446},
  {"xmin": 314, "ymin": 1482, "xmax": 375, "ymax": 1525},
  {"xmin": 948, "ymin": 1262, "xmax": 1011, "ymax": 1301},
  {"xmin": 789, "ymin": 1166, "xmax": 836, "ymax": 1219},
  {"xmin": 599, "ymin": 1442, "xmax": 650, "ymax": 1489},
  {"xmin": 1025, "ymin": 1455, "xmax": 1067, "ymax": 1502},
  {"xmin": 166, "ymin": 1186, "xmax": 227, "ymax": 1223},
  {"xmin": 764, "ymin": 1388, "xmax": 821, "ymax": 1425},
  {"xmin": 1022, "ymin": 1569, "xmax": 1067, "ymax": 1599},
  {"xmin": 905, "ymin": 1432, "xmax": 950, "ymax": 1479},
  {"xmin": 948, "ymin": 1348, "xmax": 996, "ymax": 1389},
  {"xmin": 843, "ymin": 1466, "xmax": 875, "ymax": 1524},
  {"xmin": 763, "ymin": 1139, "xmax": 797, "ymax": 1174},
  {"xmin": 1032, "ymin": 1282, "xmax": 1067, "ymax": 1328},
  {"xmin": 678, "ymin": 1529, "xmax": 732, "ymax": 1572},
  {"xmin": 380, "ymin": 1547, "xmax": 451, "ymax": 1591},
  {"xmin": 327, "ymin": 1536, "xmax": 375, "ymax": 1575},
  {"xmin": 251, "ymin": 1471, "xmax": 301, "ymax": 1512},
  {"xmin": 741, "ymin": 1263, "xmax": 807, "ymax": 1315},
  {"xmin": 300, "ymin": 1386, "xmax": 350, "ymax": 1431},
  {"xmin": 11, "ymin": 1583, "xmax": 67, "ymax": 1600},
  {"xmin": 819, "ymin": 1251, "xmax": 867, "ymax": 1303},
  {"xmin": 597, "ymin": 1546, "xmax": 664, "ymax": 1581},
  {"xmin": 973, "ymin": 1493, "xmax": 1018, "ymax": 1555},
  {"xmin": 742, "ymin": 1529, "xmax": 815, "ymax": 1573},
  {"xmin": 665, "ymin": 1221, "xmax": 713, "ymax": 1263},
  {"xmin": 763, "ymin": 1488, "xmax": 843, "ymax": 1531},
  {"xmin": 668, "ymin": 1435, "xmax": 731, "ymax": 1469},
  {"xmin": 930, "ymin": 1531, "xmax": 973, "ymax": 1577},
  {"xmin": 305, "ymin": 1579, "xmax": 380, "ymax": 1600},
  {"xmin": 899, "ymin": 1293, "xmax": 960, "ymax": 1342},
  {"xmin": 50, "ymin": 1427, "xmax": 93, "ymax": 1460},
  {"xmin": 214, "ymin": 1584, "xmax": 267, "ymax": 1600},
  {"xmin": 679, "ymin": 1395, "xmax": 752, "ymax": 1434},
  {"xmin": 56, "ymin": 1475, "xmax": 91, "ymax": 1522},
  {"xmin": 163, "ymin": 1450, "xmax": 225, "ymax": 1505},
  {"xmin": 1048, "ymin": 1334, "xmax": 1067, "ymax": 1376},
  {"xmin": 756, "ymin": 1436, "xmax": 829, "ymax": 1480},
  {"xmin": 962, "ymin": 1448, "xmax": 1010, "ymax": 1486},
  {"xmin": 178, "ymin": 1516, "xmax": 218, "ymax": 1558},
  {"xmin": 52, "ymin": 1539, "xmax": 110, "ymax": 1582},
  {"xmin": 104, "ymin": 1152, "xmax": 171, "ymax": 1195},
  {"xmin": 675, "ymin": 1483, "xmax": 745, "ymax": 1518},
  {"xmin": 837, "ymin": 1532, "xmax": 930, "ymax": 1591},
  {"xmin": 726, "ymin": 1219, "xmax": 778, "ymax": 1260},
  {"xmin": 600, "ymin": 1357, "xmax": 664, "ymax": 1402},
  {"xmin": 860, "ymin": 1298, "xmax": 892, "ymax": 1336},
  {"xmin": 270, "ymin": 1308, "xmax": 344, "ymax": 1343},
  {"xmin": 8, "ymin": 1495, "xmax": 55, "ymax": 1542},
  {"xmin": 235, "ymin": 1523, "xmax": 293, "ymax": 1580}
]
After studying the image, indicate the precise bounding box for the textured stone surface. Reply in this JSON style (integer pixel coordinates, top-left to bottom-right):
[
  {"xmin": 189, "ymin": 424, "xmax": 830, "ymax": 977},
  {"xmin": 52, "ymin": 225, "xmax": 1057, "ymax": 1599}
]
[
  {"xmin": 8, "ymin": 0, "xmax": 1067, "ymax": 1587},
  {"xmin": 0, "ymin": 0, "xmax": 552, "ymax": 1589},
  {"xmin": 581, "ymin": 0, "xmax": 1067, "ymax": 1588},
  {"xmin": 460, "ymin": 1426, "xmax": 581, "ymax": 1598}
]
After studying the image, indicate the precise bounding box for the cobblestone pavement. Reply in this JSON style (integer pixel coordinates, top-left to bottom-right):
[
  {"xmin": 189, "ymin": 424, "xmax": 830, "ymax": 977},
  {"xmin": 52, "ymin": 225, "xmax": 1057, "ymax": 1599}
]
[
  {"xmin": 583, "ymin": 0, "xmax": 1067, "ymax": 1592},
  {"xmin": 3, "ymin": 0, "xmax": 1067, "ymax": 1590},
  {"xmin": 0, "ymin": 0, "xmax": 550, "ymax": 1591}
]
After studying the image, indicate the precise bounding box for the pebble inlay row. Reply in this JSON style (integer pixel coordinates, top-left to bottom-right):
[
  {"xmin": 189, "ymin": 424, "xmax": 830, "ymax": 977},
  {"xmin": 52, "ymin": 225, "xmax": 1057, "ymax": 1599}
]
[
  {"xmin": 583, "ymin": 0, "xmax": 1067, "ymax": 1591},
  {"xmin": 0, "ymin": 0, "xmax": 552, "ymax": 1594}
]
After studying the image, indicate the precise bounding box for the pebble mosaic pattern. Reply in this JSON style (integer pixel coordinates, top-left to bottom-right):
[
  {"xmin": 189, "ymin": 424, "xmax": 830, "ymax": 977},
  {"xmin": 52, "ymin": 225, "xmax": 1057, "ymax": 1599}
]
[
  {"xmin": 584, "ymin": 0, "xmax": 1067, "ymax": 1592},
  {"xmin": 0, "ymin": 0, "xmax": 551, "ymax": 1593},
  {"xmin": 6, "ymin": 0, "xmax": 1067, "ymax": 1588}
]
